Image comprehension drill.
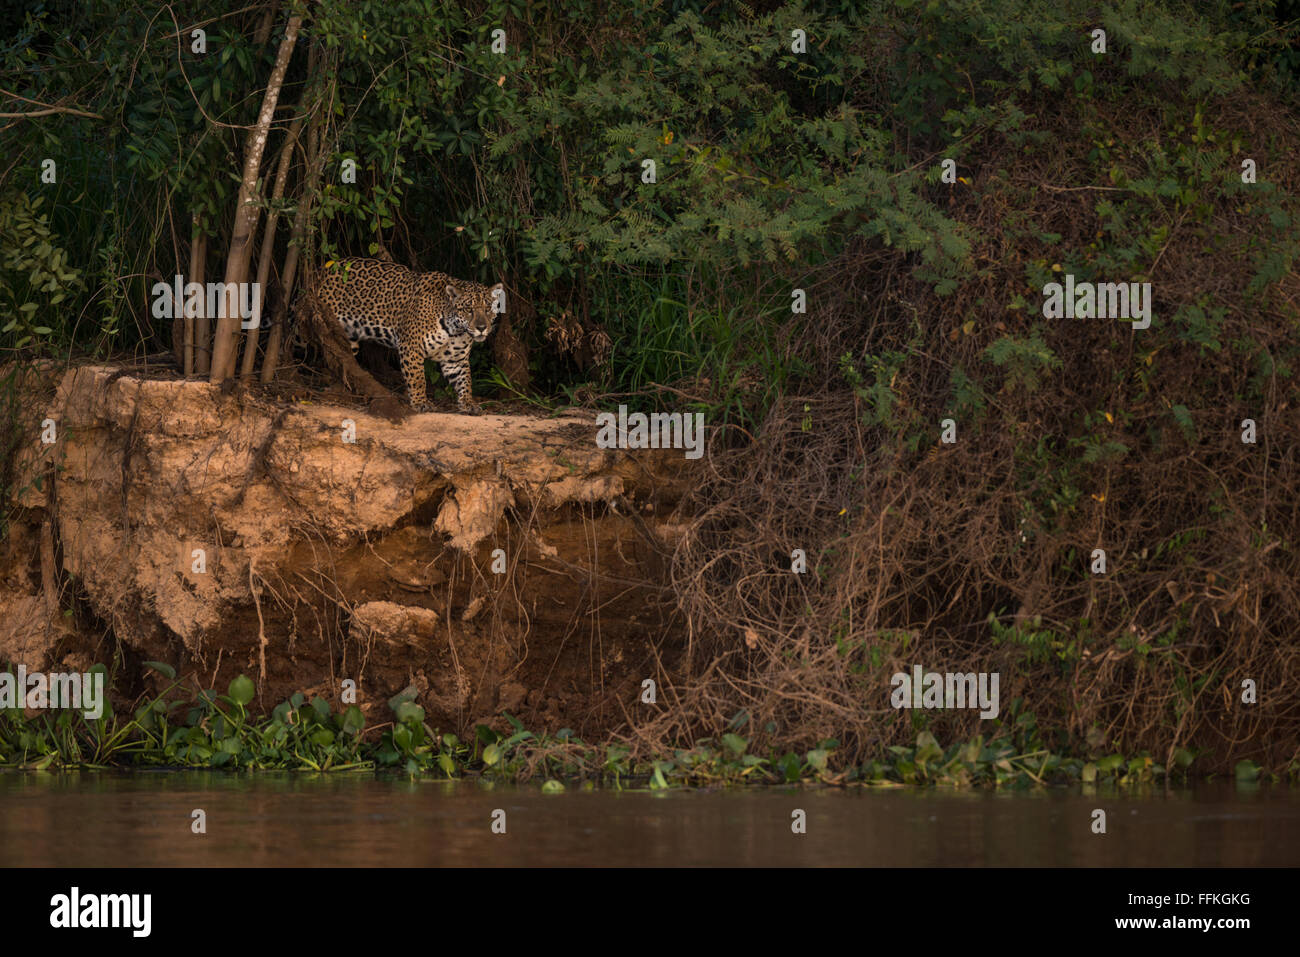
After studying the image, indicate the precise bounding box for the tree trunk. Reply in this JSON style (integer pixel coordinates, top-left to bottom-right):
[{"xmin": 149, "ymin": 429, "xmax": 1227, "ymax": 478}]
[
  {"xmin": 239, "ymin": 113, "xmax": 303, "ymax": 380},
  {"xmin": 262, "ymin": 44, "xmax": 327, "ymax": 385},
  {"xmin": 260, "ymin": 190, "xmax": 308, "ymax": 385},
  {"xmin": 209, "ymin": 13, "xmax": 302, "ymax": 383},
  {"xmin": 190, "ymin": 228, "xmax": 207, "ymax": 375},
  {"xmin": 253, "ymin": 2, "xmax": 279, "ymax": 44}
]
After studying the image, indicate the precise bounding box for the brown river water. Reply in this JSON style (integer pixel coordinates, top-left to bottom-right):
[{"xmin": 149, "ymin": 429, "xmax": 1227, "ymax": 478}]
[{"xmin": 0, "ymin": 772, "xmax": 1295, "ymax": 867}]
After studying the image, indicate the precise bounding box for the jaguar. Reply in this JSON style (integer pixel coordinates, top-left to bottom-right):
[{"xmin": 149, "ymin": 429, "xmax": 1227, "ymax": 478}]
[{"xmin": 310, "ymin": 258, "xmax": 501, "ymax": 413}]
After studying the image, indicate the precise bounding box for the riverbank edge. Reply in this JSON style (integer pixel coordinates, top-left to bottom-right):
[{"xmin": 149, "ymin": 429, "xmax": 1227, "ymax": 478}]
[{"xmin": 2, "ymin": 667, "xmax": 1293, "ymax": 789}]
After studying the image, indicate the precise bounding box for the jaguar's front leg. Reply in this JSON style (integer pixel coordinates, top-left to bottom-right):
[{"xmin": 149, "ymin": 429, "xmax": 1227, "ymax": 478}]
[
  {"xmin": 399, "ymin": 342, "xmax": 433, "ymax": 413},
  {"xmin": 440, "ymin": 357, "xmax": 481, "ymax": 414}
]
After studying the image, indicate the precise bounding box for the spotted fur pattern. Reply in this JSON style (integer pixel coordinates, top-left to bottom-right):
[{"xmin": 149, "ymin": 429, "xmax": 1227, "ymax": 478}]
[{"xmin": 313, "ymin": 258, "xmax": 501, "ymax": 413}]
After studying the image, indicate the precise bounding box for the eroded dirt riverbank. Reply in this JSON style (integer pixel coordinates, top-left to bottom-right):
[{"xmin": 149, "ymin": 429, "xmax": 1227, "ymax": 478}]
[{"xmin": 0, "ymin": 363, "xmax": 695, "ymax": 738}]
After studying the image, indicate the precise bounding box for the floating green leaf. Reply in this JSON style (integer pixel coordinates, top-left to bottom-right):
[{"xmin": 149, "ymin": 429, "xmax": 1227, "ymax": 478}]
[{"xmin": 227, "ymin": 675, "xmax": 255, "ymax": 706}]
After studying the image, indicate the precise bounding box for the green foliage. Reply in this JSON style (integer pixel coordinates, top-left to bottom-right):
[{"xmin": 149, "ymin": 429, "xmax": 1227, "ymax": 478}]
[
  {"xmin": 983, "ymin": 333, "xmax": 1061, "ymax": 392},
  {"xmin": 0, "ymin": 664, "xmax": 1234, "ymax": 787},
  {"xmin": 0, "ymin": 0, "xmax": 977, "ymax": 412},
  {"xmin": 594, "ymin": 269, "xmax": 803, "ymax": 426},
  {"xmin": 2, "ymin": 0, "xmax": 1295, "ymax": 414},
  {"xmin": 503, "ymin": 7, "xmax": 966, "ymax": 277},
  {"xmin": 841, "ymin": 348, "xmax": 913, "ymax": 432},
  {"xmin": 1172, "ymin": 300, "xmax": 1226, "ymax": 354},
  {"xmin": 989, "ymin": 615, "xmax": 1081, "ymax": 667},
  {"xmin": 0, "ymin": 192, "xmax": 83, "ymax": 351},
  {"xmin": 948, "ymin": 365, "xmax": 988, "ymax": 421}
]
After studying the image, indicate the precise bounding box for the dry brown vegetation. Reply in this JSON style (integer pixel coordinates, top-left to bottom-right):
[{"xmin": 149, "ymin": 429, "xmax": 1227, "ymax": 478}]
[{"xmin": 625, "ymin": 93, "xmax": 1300, "ymax": 774}]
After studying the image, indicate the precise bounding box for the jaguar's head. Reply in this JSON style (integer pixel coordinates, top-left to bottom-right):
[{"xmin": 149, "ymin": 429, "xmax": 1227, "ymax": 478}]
[{"xmin": 445, "ymin": 280, "xmax": 504, "ymax": 343}]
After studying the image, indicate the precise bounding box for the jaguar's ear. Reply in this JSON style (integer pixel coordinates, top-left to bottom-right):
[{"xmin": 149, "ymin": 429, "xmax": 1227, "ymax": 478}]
[{"xmin": 444, "ymin": 283, "xmax": 457, "ymax": 302}]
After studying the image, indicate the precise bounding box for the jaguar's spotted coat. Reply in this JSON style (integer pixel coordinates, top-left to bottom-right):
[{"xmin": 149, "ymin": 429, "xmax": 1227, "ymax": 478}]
[{"xmin": 312, "ymin": 258, "xmax": 501, "ymax": 413}]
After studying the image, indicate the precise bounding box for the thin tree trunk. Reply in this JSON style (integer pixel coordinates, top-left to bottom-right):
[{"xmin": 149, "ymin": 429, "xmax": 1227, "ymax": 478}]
[
  {"xmin": 253, "ymin": 2, "xmax": 278, "ymax": 44},
  {"xmin": 260, "ymin": 200, "xmax": 306, "ymax": 384},
  {"xmin": 190, "ymin": 228, "xmax": 208, "ymax": 375},
  {"xmin": 263, "ymin": 46, "xmax": 328, "ymax": 385},
  {"xmin": 239, "ymin": 113, "xmax": 303, "ymax": 380},
  {"xmin": 209, "ymin": 13, "xmax": 302, "ymax": 383},
  {"xmin": 167, "ymin": 203, "xmax": 184, "ymax": 369}
]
